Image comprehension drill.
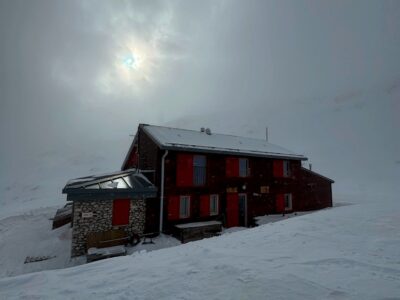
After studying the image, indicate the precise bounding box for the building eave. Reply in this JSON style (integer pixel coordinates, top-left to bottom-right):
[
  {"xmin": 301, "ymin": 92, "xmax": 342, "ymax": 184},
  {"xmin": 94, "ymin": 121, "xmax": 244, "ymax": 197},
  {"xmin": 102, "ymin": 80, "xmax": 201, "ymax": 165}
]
[
  {"xmin": 159, "ymin": 145, "xmax": 308, "ymax": 161},
  {"xmin": 121, "ymin": 131, "xmax": 139, "ymax": 171},
  {"xmin": 301, "ymin": 167, "xmax": 335, "ymax": 183}
]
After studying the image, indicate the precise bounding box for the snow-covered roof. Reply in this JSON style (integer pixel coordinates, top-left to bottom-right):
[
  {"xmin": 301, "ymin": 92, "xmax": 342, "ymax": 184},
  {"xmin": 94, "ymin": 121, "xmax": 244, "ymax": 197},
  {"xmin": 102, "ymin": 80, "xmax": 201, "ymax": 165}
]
[{"xmin": 142, "ymin": 125, "xmax": 307, "ymax": 160}]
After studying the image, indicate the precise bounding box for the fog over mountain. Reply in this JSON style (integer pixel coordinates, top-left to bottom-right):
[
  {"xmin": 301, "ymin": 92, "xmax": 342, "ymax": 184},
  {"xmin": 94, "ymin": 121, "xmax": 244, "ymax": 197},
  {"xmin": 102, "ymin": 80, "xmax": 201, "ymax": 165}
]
[{"xmin": 1, "ymin": 1, "xmax": 399, "ymax": 215}]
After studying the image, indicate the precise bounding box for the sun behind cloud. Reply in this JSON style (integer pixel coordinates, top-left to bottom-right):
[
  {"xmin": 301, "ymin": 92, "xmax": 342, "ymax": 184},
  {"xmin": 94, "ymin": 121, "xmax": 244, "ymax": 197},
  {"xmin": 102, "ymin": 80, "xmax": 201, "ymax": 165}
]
[{"xmin": 96, "ymin": 38, "xmax": 159, "ymax": 95}]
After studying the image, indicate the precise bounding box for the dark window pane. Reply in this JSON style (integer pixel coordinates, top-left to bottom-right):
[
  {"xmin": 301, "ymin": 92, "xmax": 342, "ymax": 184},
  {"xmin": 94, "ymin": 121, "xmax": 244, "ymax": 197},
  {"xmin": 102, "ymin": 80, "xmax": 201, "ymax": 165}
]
[
  {"xmin": 283, "ymin": 161, "xmax": 291, "ymax": 177},
  {"xmin": 193, "ymin": 155, "xmax": 206, "ymax": 185},
  {"xmin": 210, "ymin": 195, "xmax": 218, "ymax": 215},
  {"xmin": 180, "ymin": 196, "xmax": 190, "ymax": 218},
  {"xmin": 239, "ymin": 158, "xmax": 248, "ymax": 177},
  {"xmin": 193, "ymin": 155, "xmax": 206, "ymax": 167}
]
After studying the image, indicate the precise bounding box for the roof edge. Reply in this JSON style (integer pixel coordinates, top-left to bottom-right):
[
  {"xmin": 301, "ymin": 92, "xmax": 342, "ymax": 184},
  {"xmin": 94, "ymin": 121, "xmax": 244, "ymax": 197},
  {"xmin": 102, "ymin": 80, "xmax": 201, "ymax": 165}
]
[
  {"xmin": 161, "ymin": 145, "xmax": 308, "ymax": 161},
  {"xmin": 121, "ymin": 126, "xmax": 140, "ymax": 170},
  {"xmin": 301, "ymin": 167, "xmax": 335, "ymax": 183}
]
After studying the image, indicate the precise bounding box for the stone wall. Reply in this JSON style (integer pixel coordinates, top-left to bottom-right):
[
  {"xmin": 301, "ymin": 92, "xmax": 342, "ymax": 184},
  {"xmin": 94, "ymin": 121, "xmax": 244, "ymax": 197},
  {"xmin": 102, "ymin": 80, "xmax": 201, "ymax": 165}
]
[{"xmin": 71, "ymin": 199, "xmax": 146, "ymax": 257}]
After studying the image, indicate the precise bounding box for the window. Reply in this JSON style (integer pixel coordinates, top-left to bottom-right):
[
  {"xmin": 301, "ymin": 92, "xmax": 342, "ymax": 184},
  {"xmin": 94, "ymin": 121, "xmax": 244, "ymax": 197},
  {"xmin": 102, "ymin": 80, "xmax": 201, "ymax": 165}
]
[
  {"xmin": 284, "ymin": 193, "xmax": 292, "ymax": 211},
  {"xmin": 193, "ymin": 155, "xmax": 206, "ymax": 185},
  {"xmin": 179, "ymin": 195, "xmax": 191, "ymax": 218},
  {"xmin": 210, "ymin": 194, "xmax": 219, "ymax": 215},
  {"xmin": 176, "ymin": 154, "xmax": 206, "ymax": 187},
  {"xmin": 273, "ymin": 160, "xmax": 291, "ymax": 178},
  {"xmin": 226, "ymin": 157, "xmax": 250, "ymax": 177},
  {"xmin": 239, "ymin": 158, "xmax": 249, "ymax": 177},
  {"xmin": 283, "ymin": 161, "xmax": 291, "ymax": 177}
]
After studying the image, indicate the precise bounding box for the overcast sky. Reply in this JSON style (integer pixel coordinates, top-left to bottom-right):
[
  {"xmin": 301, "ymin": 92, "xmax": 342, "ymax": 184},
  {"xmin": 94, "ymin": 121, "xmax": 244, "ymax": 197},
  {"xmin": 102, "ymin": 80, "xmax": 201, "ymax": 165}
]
[{"xmin": 1, "ymin": 0, "xmax": 399, "ymax": 200}]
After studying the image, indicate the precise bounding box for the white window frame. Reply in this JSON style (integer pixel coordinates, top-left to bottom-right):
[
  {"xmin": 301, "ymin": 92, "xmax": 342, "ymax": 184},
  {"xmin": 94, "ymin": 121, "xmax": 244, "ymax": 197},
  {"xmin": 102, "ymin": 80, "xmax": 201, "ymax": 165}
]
[
  {"xmin": 179, "ymin": 195, "xmax": 191, "ymax": 218},
  {"xmin": 239, "ymin": 158, "xmax": 249, "ymax": 177},
  {"xmin": 209, "ymin": 194, "xmax": 219, "ymax": 216},
  {"xmin": 283, "ymin": 160, "xmax": 291, "ymax": 177},
  {"xmin": 284, "ymin": 193, "xmax": 292, "ymax": 211}
]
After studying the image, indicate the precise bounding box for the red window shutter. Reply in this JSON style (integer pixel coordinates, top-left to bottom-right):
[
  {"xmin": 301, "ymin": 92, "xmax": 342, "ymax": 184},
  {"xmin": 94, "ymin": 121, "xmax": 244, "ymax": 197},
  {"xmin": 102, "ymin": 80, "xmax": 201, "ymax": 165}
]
[
  {"xmin": 176, "ymin": 154, "xmax": 193, "ymax": 187},
  {"xmin": 226, "ymin": 158, "xmax": 239, "ymax": 177},
  {"xmin": 273, "ymin": 160, "xmax": 284, "ymax": 177},
  {"xmin": 168, "ymin": 196, "xmax": 180, "ymax": 220},
  {"xmin": 233, "ymin": 159, "xmax": 239, "ymax": 177},
  {"xmin": 200, "ymin": 195, "xmax": 210, "ymax": 217},
  {"xmin": 112, "ymin": 199, "xmax": 130, "ymax": 226},
  {"xmin": 226, "ymin": 193, "xmax": 239, "ymax": 227},
  {"xmin": 276, "ymin": 194, "xmax": 285, "ymax": 213}
]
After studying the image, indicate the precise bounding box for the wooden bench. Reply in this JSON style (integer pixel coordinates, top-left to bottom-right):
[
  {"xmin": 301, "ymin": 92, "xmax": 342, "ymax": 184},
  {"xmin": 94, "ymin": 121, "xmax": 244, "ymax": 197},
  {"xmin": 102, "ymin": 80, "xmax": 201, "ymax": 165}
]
[
  {"xmin": 87, "ymin": 229, "xmax": 129, "ymax": 249},
  {"xmin": 140, "ymin": 232, "xmax": 158, "ymax": 244},
  {"xmin": 174, "ymin": 221, "xmax": 222, "ymax": 243},
  {"xmin": 86, "ymin": 229, "xmax": 129, "ymax": 262}
]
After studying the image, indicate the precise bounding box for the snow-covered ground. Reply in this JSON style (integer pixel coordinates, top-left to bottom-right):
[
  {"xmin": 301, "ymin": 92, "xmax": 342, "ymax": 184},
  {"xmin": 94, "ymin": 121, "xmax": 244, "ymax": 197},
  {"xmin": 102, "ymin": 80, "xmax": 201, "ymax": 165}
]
[
  {"xmin": 0, "ymin": 192, "xmax": 399, "ymax": 299},
  {"xmin": 0, "ymin": 207, "xmax": 181, "ymax": 279},
  {"xmin": 0, "ymin": 207, "xmax": 77, "ymax": 279},
  {"xmin": 0, "ymin": 202, "xmax": 314, "ymax": 280}
]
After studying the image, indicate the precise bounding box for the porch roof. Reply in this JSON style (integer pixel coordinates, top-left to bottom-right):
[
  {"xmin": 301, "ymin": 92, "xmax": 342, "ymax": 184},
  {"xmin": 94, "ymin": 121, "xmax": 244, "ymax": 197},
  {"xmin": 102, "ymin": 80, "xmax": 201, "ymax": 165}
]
[{"xmin": 62, "ymin": 169, "xmax": 157, "ymax": 201}]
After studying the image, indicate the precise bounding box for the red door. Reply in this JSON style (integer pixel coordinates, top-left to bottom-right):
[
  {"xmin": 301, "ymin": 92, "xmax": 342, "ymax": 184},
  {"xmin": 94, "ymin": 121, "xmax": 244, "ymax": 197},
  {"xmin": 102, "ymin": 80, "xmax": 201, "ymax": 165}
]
[
  {"xmin": 276, "ymin": 194, "xmax": 285, "ymax": 213},
  {"xmin": 112, "ymin": 199, "xmax": 130, "ymax": 226},
  {"xmin": 226, "ymin": 193, "xmax": 239, "ymax": 227}
]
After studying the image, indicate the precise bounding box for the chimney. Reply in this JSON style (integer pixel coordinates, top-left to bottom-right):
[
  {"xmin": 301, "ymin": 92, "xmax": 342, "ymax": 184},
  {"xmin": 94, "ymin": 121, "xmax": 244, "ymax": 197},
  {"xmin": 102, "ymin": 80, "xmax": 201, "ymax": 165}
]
[
  {"xmin": 205, "ymin": 128, "xmax": 211, "ymax": 135},
  {"xmin": 200, "ymin": 127, "xmax": 205, "ymax": 133},
  {"xmin": 266, "ymin": 127, "xmax": 268, "ymax": 142},
  {"xmin": 309, "ymin": 163, "xmax": 312, "ymax": 171}
]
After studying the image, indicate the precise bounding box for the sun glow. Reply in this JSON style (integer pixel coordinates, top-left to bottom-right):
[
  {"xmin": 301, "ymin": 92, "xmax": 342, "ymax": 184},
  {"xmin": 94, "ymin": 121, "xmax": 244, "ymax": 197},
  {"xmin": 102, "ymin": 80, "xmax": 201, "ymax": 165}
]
[
  {"xmin": 115, "ymin": 40, "xmax": 153, "ymax": 80},
  {"xmin": 123, "ymin": 55, "xmax": 135, "ymax": 69},
  {"xmin": 96, "ymin": 38, "xmax": 158, "ymax": 94}
]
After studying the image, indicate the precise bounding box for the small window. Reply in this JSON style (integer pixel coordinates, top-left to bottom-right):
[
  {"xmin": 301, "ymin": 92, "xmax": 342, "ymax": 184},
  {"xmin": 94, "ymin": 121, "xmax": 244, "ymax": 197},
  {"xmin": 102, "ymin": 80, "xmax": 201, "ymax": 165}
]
[
  {"xmin": 193, "ymin": 155, "xmax": 206, "ymax": 186},
  {"xmin": 239, "ymin": 158, "xmax": 249, "ymax": 177},
  {"xmin": 283, "ymin": 161, "xmax": 291, "ymax": 177},
  {"xmin": 210, "ymin": 194, "xmax": 219, "ymax": 216},
  {"xmin": 284, "ymin": 193, "xmax": 292, "ymax": 211},
  {"xmin": 180, "ymin": 195, "xmax": 191, "ymax": 218}
]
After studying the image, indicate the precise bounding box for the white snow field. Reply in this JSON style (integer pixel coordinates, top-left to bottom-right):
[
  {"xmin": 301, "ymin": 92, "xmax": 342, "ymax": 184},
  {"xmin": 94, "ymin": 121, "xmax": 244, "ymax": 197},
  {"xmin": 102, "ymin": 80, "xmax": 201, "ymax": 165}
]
[{"xmin": 0, "ymin": 193, "xmax": 399, "ymax": 299}]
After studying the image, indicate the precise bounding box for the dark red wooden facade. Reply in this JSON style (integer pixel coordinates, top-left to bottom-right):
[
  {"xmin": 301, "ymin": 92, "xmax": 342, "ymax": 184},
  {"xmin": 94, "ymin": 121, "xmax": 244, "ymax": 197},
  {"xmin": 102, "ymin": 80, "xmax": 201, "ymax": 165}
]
[{"xmin": 122, "ymin": 125, "xmax": 334, "ymax": 232}]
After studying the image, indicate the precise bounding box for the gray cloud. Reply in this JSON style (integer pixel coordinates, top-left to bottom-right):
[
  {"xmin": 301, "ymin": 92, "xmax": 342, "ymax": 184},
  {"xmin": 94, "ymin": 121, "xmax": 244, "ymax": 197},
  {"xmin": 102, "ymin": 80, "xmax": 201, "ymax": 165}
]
[{"xmin": 1, "ymin": 0, "xmax": 399, "ymax": 203}]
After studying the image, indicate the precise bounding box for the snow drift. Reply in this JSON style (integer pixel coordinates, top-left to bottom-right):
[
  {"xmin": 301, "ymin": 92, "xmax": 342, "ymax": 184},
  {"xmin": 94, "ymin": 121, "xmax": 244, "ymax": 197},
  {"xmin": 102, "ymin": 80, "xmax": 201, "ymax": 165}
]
[{"xmin": 0, "ymin": 193, "xmax": 399, "ymax": 299}]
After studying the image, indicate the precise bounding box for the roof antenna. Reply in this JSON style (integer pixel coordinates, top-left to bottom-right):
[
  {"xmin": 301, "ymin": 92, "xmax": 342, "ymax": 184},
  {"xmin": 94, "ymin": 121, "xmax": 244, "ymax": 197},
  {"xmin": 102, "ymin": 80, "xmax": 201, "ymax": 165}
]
[{"xmin": 266, "ymin": 127, "xmax": 268, "ymax": 142}]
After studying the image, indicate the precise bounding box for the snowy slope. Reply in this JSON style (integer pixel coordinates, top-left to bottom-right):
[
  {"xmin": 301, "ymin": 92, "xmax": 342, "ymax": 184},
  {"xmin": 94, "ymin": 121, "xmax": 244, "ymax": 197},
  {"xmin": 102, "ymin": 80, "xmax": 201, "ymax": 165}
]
[
  {"xmin": 0, "ymin": 208, "xmax": 81, "ymax": 279},
  {"xmin": 0, "ymin": 138, "xmax": 127, "ymax": 220},
  {"xmin": 1, "ymin": 193, "xmax": 399, "ymax": 300}
]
